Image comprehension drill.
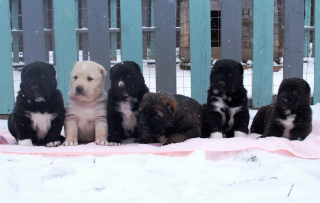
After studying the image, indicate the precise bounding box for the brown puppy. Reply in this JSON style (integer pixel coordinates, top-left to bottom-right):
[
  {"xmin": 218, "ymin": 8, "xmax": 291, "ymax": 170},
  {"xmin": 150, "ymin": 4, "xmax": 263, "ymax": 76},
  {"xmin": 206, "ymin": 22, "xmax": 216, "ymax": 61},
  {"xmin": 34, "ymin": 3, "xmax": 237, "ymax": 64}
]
[
  {"xmin": 137, "ymin": 93, "xmax": 206, "ymax": 145},
  {"xmin": 64, "ymin": 61, "xmax": 108, "ymax": 146}
]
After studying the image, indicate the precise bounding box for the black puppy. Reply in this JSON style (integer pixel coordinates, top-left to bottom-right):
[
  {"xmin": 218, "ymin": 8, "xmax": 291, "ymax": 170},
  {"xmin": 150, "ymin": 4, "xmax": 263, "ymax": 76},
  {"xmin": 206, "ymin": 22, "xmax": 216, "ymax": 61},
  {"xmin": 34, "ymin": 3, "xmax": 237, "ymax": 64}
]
[
  {"xmin": 107, "ymin": 61, "xmax": 149, "ymax": 145},
  {"xmin": 251, "ymin": 78, "xmax": 312, "ymax": 141},
  {"xmin": 137, "ymin": 93, "xmax": 206, "ymax": 145},
  {"xmin": 8, "ymin": 61, "xmax": 65, "ymax": 147},
  {"xmin": 206, "ymin": 59, "xmax": 249, "ymax": 138}
]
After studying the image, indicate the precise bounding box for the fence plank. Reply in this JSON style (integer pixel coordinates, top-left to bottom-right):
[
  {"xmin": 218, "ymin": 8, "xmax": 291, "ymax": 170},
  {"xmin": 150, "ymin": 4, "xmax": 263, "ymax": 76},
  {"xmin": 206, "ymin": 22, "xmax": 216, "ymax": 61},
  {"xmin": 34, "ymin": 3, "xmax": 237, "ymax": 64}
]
[
  {"xmin": 120, "ymin": 0, "xmax": 143, "ymax": 69},
  {"xmin": 110, "ymin": 0, "xmax": 117, "ymax": 61},
  {"xmin": 314, "ymin": 0, "xmax": 320, "ymax": 104},
  {"xmin": 21, "ymin": 0, "xmax": 46, "ymax": 65},
  {"xmin": 0, "ymin": 0, "xmax": 14, "ymax": 113},
  {"xmin": 11, "ymin": 0, "xmax": 20, "ymax": 63},
  {"xmin": 252, "ymin": 0, "xmax": 274, "ymax": 108},
  {"xmin": 189, "ymin": 0, "xmax": 211, "ymax": 104},
  {"xmin": 221, "ymin": 0, "xmax": 242, "ymax": 62},
  {"xmin": 154, "ymin": 0, "xmax": 176, "ymax": 94},
  {"xmin": 53, "ymin": 0, "xmax": 78, "ymax": 103},
  {"xmin": 142, "ymin": 0, "xmax": 148, "ymax": 60},
  {"xmin": 87, "ymin": 0, "xmax": 111, "ymax": 90},
  {"xmin": 283, "ymin": 0, "xmax": 304, "ymax": 78},
  {"xmin": 304, "ymin": 0, "xmax": 311, "ymax": 57}
]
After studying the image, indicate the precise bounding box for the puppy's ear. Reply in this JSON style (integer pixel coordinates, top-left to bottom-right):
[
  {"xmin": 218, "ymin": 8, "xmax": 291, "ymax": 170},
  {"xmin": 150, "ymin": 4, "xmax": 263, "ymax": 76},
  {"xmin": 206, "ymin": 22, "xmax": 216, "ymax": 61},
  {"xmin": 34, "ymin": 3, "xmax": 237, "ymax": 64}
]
[
  {"xmin": 97, "ymin": 65, "xmax": 106, "ymax": 78},
  {"xmin": 163, "ymin": 97, "xmax": 178, "ymax": 115}
]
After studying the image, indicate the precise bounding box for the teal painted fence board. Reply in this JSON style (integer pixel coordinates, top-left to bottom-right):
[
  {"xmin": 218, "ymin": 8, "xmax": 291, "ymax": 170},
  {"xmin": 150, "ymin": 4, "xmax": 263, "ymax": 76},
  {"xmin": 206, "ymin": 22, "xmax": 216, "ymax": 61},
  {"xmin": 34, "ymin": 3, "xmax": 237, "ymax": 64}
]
[
  {"xmin": 53, "ymin": 0, "xmax": 78, "ymax": 103},
  {"xmin": 189, "ymin": 0, "xmax": 211, "ymax": 104},
  {"xmin": 11, "ymin": 0, "xmax": 20, "ymax": 63},
  {"xmin": 314, "ymin": 0, "xmax": 320, "ymax": 104},
  {"xmin": 110, "ymin": 0, "xmax": 117, "ymax": 61},
  {"xmin": 304, "ymin": 0, "xmax": 311, "ymax": 57},
  {"xmin": 0, "ymin": 0, "xmax": 15, "ymax": 114},
  {"xmin": 120, "ymin": 0, "xmax": 143, "ymax": 69},
  {"xmin": 252, "ymin": 0, "xmax": 274, "ymax": 108}
]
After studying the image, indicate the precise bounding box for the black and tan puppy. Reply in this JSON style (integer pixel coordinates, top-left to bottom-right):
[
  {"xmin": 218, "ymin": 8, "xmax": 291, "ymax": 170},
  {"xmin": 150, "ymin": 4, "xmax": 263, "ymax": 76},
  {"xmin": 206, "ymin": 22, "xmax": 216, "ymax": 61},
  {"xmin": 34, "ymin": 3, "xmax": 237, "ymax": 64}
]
[
  {"xmin": 251, "ymin": 78, "xmax": 312, "ymax": 141},
  {"xmin": 8, "ymin": 61, "xmax": 65, "ymax": 147},
  {"xmin": 206, "ymin": 59, "xmax": 249, "ymax": 138},
  {"xmin": 137, "ymin": 93, "xmax": 206, "ymax": 145},
  {"xmin": 107, "ymin": 61, "xmax": 149, "ymax": 145}
]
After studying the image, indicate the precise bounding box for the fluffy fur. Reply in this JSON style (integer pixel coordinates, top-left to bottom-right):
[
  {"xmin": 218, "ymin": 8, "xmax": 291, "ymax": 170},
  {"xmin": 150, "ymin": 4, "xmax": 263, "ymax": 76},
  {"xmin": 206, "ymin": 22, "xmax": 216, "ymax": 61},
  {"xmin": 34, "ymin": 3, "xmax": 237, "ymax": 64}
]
[
  {"xmin": 206, "ymin": 59, "xmax": 249, "ymax": 138},
  {"xmin": 251, "ymin": 77, "xmax": 312, "ymax": 141},
  {"xmin": 137, "ymin": 93, "xmax": 206, "ymax": 145},
  {"xmin": 8, "ymin": 61, "xmax": 65, "ymax": 147},
  {"xmin": 64, "ymin": 61, "xmax": 108, "ymax": 146},
  {"xmin": 107, "ymin": 61, "xmax": 149, "ymax": 145}
]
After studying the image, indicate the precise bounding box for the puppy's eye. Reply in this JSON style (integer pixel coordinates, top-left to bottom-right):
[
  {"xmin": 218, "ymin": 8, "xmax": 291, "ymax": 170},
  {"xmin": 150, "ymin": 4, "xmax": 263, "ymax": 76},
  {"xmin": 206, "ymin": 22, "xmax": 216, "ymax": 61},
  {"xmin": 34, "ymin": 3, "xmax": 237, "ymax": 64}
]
[
  {"xmin": 40, "ymin": 75, "xmax": 46, "ymax": 80},
  {"xmin": 293, "ymin": 90, "xmax": 298, "ymax": 95},
  {"xmin": 127, "ymin": 74, "xmax": 132, "ymax": 78},
  {"xmin": 87, "ymin": 77, "xmax": 93, "ymax": 81},
  {"xmin": 228, "ymin": 73, "xmax": 233, "ymax": 77},
  {"xmin": 74, "ymin": 76, "xmax": 78, "ymax": 80}
]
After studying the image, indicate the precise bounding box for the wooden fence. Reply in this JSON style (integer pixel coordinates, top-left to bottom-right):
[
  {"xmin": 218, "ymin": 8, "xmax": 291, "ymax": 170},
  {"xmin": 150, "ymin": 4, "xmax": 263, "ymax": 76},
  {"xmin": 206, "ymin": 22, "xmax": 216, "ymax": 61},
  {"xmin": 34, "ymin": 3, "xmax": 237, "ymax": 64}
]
[{"xmin": 0, "ymin": 0, "xmax": 319, "ymax": 114}]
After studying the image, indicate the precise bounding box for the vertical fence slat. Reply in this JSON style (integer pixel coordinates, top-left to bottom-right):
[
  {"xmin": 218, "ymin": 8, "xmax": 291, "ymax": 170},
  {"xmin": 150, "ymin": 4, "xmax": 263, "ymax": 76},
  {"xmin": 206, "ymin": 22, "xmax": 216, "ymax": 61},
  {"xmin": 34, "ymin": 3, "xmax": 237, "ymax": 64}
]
[
  {"xmin": 142, "ymin": 0, "xmax": 148, "ymax": 59},
  {"xmin": 283, "ymin": 0, "xmax": 304, "ymax": 78},
  {"xmin": 189, "ymin": 0, "xmax": 211, "ymax": 104},
  {"xmin": 11, "ymin": 0, "xmax": 20, "ymax": 63},
  {"xmin": 80, "ymin": 0, "xmax": 89, "ymax": 61},
  {"xmin": 150, "ymin": 0, "xmax": 155, "ymax": 59},
  {"xmin": 110, "ymin": 0, "xmax": 117, "ymax": 61},
  {"xmin": 87, "ymin": 0, "xmax": 111, "ymax": 90},
  {"xmin": 154, "ymin": 0, "xmax": 176, "ymax": 94},
  {"xmin": 53, "ymin": 0, "xmax": 78, "ymax": 102},
  {"xmin": 221, "ymin": 0, "xmax": 242, "ymax": 62},
  {"xmin": 0, "ymin": 0, "xmax": 14, "ymax": 113},
  {"xmin": 120, "ymin": 0, "xmax": 143, "ymax": 69},
  {"xmin": 21, "ymin": 0, "xmax": 46, "ymax": 64},
  {"xmin": 314, "ymin": 0, "xmax": 320, "ymax": 104},
  {"xmin": 304, "ymin": 0, "xmax": 311, "ymax": 57},
  {"xmin": 252, "ymin": 0, "xmax": 274, "ymax": 108}
]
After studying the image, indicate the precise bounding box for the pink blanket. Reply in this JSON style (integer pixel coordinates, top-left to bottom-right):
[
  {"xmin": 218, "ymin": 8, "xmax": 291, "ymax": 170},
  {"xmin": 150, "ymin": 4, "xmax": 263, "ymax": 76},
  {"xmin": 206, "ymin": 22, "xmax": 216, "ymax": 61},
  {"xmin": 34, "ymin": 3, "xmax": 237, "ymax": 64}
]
[{"xmin": 1, "ymin": 121, "xmax": 320, "ymax": 160}]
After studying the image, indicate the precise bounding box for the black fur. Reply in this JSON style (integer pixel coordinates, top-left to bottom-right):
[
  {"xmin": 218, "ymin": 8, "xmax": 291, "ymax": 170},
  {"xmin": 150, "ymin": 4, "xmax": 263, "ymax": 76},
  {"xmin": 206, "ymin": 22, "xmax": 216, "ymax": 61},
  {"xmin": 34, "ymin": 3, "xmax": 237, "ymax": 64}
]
[
  {"xmin": 8, "ymin": 61, "xmax": 65, "ymax": 146},
  {"xmin": 251, "ymin": 77, "xmax": 312, "ymax": 141},
  {"xmin": 206, "ymin": 59, "xmax": 249, "ymax": 138},
  {"xmin": 137, "ymin": 93, "xmax": 206, "ymax": 145},
  {"xmin": 107, "ymin": 61, "xmax": 149, "ymax": 144}
]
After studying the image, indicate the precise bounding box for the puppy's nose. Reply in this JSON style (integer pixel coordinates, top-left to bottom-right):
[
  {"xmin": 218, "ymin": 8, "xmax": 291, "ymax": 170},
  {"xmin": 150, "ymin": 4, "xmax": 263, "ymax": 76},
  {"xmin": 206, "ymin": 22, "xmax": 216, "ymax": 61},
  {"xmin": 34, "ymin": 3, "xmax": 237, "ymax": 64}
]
[
  {"xmin": 280, "ymin": 98, "xmax": 288, "ymax": 104},
  {"xmin": 31, "ymin": 84, "xmax": 39, "ymax": 91},
  {"xmin": 76, "ymin": 86, "xmax": 84, "ymax": 94},
  {"xmin": 218, "ymin": 81, "xmax": 225, "ymax": 86}
]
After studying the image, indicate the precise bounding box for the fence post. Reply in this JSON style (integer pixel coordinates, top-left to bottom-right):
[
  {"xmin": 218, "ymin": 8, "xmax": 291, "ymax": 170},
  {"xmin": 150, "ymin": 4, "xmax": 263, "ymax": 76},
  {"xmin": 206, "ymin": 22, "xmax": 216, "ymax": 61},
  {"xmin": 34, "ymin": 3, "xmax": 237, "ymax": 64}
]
[
  {"xmin": 0, "ymin": 0, "xmax": 15, "ymax": 114},
  {"xmin": 314, "ymin": 0, "xmax": 320, "ymax": 104},
  {"xmin": 87, "ymin": 0, "xmax": 111, "ymax": 90},
  {"xmin": 11, "ymin": 0, "xmax": 20, "ymax": 64},
  {"xmin": 154, "ymin": 0, "xmax": 176, "ymax": 94},
  {"xmin": 304, "ymin": 0, "xmax": 311, "ymax": 57},
  {"xmin": 120, "ymin": 0, "xmax": 143, "ymax": 69},
  {"xmin": 110, "ymin": 0, "xmax": 117, "ymax": 61},
  {"xmin": 283, "ymin": 0, "xmax": 304, "ymax": 78},
  {"xmin": 53, "ymin": 0, "xmax": 78, "ymax": 103},
  {"xmin": 150, "ymin": 0, "xmax": 155, "ymax": 59},
  {"xmin": 221, "ymin": 0, "xmax": 242, "ymax": 62},
  {"xmin": 252, "ymin": 0, "xmax": 274, "ymax": 108},
  {"xmin": 21, "ymin": 0, "xmax": 46, "ymax": 64},
  {"xmin": 189, "ymin": 0, "xmax": 211, "ymax": 104}
]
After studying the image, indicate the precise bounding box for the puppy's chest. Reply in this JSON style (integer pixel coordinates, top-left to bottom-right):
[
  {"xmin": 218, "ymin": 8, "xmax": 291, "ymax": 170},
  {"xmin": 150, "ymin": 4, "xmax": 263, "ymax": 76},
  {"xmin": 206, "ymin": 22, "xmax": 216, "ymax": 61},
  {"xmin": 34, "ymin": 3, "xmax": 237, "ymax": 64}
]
[
  {"xmin": 117, "ymin": 100, "xmax": 137, "ymax": 137},
  {"xmin": 25, "ymin": 111, "xmax": 57, "ymax": 139},
  {"xmin": 277, "ymin": 113, "xmax": 296, "ymax": 139}
]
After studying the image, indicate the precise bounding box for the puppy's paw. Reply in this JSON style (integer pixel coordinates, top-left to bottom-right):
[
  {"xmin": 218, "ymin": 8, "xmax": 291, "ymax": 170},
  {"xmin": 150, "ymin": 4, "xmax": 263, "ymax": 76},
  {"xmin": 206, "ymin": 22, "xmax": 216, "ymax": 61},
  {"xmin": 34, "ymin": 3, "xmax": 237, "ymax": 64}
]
[
  {"xmin": 108, "ymin": 142, "xmax": 121, "ymax": 146},
  {"xmin": 234, "ymin": 131, "xmax": 246, "ymax": 138},
  {"xmin": 63, "ymin": 140, "xmax": 78, "ymax": 146},
  {"xmin": 18, "ymin": 139, "xmax": 33, "ymax": 146},
  {"xmin": 46, "ymin": 141, "xmax": 61, "ymax": 147},
  {"xmin": 210, "ymin": 132, "xmax": 223, "ymax": 139},
  {"xmin": 95, "ymin": 139, "xmax": 108, "ymax": 146}
]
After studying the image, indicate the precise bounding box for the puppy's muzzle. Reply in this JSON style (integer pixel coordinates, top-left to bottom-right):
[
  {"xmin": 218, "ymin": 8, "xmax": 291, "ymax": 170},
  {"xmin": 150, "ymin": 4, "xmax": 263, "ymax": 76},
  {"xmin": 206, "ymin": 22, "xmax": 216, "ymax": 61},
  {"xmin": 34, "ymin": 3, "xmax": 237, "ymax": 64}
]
[
  {"xmin": 76, "ymin": 86, "xmax": 84, "ymax": 95},
  {"xmin": 31, "ymin": 84, "xmax": 40, "ymax": 97}
]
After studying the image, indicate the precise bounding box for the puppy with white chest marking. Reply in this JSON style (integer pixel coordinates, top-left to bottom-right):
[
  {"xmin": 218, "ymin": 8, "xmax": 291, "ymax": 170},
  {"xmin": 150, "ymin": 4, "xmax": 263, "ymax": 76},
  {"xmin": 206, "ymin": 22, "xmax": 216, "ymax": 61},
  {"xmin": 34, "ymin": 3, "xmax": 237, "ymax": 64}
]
[
  {"xmin": 64, "ymin": 61, "xmax": 108, "ymax": 146},
  {"xmin": 251, "ymin": 78, "xmax": 312, "ymax": 141},
  {"xmin": 8, "ymin": 61, "xmax": 65, "ymax": 147},
  {"xmin": 107, "ymin": 61, "xmax": 149, "ymax": 145},
  {"xmin": 206, "ymin": 59, "xmax": 249, "ymax": 138}
]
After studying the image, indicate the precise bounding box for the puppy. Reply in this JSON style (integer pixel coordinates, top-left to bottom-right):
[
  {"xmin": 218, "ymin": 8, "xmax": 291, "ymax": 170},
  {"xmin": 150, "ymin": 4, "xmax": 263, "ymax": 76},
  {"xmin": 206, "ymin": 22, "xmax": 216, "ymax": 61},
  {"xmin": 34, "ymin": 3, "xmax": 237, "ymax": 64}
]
[
  {"xmin": 251, "ymin": 78, "xmax": 312, "ymax": 141},
  {"xmin": 64, "ymin": 61, "xmax": 108, "ymax": 146},
  {"xmin": 107, "ymin": 61, "xmax": 149, "ymax": 145},
  {"xmin": 8, "ymin": 61, "xmax": 65, "ymax": 147},
  {"xmin": 137, "ymin": 93, "xmax": 206, "ymax": 145},
  {"xmin": 206, "ymin": 59, "xmax": 249, "ymax": 138}
]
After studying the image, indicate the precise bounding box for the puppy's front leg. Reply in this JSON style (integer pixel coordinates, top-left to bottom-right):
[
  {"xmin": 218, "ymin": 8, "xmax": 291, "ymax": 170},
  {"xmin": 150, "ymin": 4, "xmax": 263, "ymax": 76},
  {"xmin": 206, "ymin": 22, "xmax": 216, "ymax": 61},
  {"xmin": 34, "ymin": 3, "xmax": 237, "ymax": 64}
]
[
  {"xmin": 95, "ymin": 120, "xmax": 108, "ymax": 146},
  {"xmin": 164, "ymin": 133, "xmax": 187, "ymax": 145},
  {"xmin": 64, "ymin": 119, "xmax": 78, "ymax": 146},
  {"xmin": 233, "ymin": 109, "xmax": 249, "ymax": 137},
  {"xmin": 207, "ymin": 111, "xmax": 223, "ymax": 138}
]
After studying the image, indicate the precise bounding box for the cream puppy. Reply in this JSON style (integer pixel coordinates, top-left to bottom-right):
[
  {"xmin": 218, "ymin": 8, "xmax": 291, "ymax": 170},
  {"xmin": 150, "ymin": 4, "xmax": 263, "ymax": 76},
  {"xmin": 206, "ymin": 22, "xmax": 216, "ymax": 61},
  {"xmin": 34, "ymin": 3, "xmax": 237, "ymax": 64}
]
[{"xmin": 64, "ymin": 61, "xmax": 108, "ymax": 146}]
